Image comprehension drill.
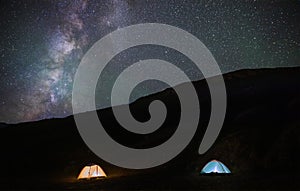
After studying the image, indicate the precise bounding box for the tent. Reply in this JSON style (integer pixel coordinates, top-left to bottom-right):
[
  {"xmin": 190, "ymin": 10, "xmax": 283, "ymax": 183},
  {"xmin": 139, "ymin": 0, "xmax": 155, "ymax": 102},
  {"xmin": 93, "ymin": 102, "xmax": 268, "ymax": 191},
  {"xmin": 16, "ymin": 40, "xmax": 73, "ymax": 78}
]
[
  {"xmin": 200, "ymin": 160, "xmax": 231, "ymax": 174},
  {"xmin": 77, "ymin": 164, "xmax": 107, "ymax": 179}
]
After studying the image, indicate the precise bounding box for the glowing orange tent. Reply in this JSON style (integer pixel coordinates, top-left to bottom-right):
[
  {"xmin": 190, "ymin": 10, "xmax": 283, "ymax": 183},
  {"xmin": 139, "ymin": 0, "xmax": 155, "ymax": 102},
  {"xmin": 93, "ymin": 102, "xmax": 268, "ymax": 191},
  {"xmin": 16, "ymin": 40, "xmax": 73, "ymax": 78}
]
[{"xmin": 77, "ymin": 164, "xmax": 107, "ymax": 179}]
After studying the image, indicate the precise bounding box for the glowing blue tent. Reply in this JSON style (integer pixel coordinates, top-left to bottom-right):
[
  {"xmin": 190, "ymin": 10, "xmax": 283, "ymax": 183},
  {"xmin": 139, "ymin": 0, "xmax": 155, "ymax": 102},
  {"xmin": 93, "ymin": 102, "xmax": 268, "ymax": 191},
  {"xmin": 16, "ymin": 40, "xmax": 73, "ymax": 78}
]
[{"xmin": 200, "ymin": 160, "xmax": 231, "ymax": 174}]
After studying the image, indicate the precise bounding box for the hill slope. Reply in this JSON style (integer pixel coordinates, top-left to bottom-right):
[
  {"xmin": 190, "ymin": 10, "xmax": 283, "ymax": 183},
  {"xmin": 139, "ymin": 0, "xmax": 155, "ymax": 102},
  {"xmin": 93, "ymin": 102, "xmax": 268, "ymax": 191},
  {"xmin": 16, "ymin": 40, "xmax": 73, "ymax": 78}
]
[{"xmin": 0, "ymin": 67, "xmax": 300, "ymax": 190}]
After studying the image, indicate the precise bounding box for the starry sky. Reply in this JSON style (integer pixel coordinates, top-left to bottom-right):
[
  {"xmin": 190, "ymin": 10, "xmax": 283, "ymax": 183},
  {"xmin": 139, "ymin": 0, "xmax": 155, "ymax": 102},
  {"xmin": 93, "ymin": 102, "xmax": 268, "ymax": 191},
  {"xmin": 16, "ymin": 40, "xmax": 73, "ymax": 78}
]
[{"xmin": 0, "ymin": 0, "xmax": 299, "ymax": 123}]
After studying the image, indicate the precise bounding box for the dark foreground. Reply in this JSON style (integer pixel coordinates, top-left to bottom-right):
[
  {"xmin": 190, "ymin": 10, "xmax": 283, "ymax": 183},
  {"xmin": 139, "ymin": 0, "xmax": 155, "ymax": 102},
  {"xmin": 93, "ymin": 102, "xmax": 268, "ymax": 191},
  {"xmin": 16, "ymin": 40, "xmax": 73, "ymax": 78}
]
[
  {"xmin": 1, "ymin": 171, "xmax": 300, "ymax": 190},
  {"xmin": 1, "ymin": 67, "xmax": 300, "ymax": 190}
]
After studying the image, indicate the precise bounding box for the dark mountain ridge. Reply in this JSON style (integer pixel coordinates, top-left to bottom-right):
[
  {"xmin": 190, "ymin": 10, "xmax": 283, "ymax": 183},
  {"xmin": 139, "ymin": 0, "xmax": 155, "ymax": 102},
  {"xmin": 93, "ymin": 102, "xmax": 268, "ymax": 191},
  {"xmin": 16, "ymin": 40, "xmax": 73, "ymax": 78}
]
[{"xmin": 1, "ymin": 67, "xmax": 300, "ymax": 190}]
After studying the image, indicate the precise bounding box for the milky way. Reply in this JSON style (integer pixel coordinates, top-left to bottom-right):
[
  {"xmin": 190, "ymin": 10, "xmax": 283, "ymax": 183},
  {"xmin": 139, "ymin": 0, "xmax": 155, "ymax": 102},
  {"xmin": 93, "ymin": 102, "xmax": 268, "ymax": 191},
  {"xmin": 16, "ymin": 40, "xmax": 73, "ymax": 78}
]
[{"xmin": 0, "ymin": 0, "xmax": 299, "ymax": 123}]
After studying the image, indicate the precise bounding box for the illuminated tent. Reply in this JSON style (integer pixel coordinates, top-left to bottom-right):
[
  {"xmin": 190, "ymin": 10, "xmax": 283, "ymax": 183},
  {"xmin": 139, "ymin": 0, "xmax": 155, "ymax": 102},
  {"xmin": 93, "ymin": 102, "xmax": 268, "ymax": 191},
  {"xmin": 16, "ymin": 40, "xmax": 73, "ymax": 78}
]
[
  {"xmin": 77, "ymin": 164, "xmax": 107, "ymax": 179},
  {"xmin": 200, "ymin": 160, "xmax": 231, "ymax": 174}
]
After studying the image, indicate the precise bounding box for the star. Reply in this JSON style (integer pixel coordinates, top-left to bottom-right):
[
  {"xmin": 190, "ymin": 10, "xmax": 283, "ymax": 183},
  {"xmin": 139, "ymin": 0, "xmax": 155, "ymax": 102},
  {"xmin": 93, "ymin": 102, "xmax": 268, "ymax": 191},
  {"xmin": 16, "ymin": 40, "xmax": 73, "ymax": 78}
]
[{"xmin": 0, "ymin": 0, "xmax": 299, "ymax": 123}]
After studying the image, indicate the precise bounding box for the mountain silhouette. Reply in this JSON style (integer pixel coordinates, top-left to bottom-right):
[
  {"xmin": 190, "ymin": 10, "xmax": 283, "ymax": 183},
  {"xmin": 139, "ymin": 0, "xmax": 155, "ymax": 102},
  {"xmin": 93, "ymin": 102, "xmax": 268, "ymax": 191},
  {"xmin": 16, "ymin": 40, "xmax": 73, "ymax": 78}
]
[{"xmin": 0, "ymin": 67, "xmax": 300, "ymax": 190}]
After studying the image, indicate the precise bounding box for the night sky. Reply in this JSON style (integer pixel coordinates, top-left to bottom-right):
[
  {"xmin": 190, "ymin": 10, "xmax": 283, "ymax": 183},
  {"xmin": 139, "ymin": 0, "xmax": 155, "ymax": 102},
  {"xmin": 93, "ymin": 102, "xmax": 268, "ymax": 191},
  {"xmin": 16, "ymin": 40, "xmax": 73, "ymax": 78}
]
[{"xmin": 0, "ymin": 0, "xmax": 299, "ymax": 123}]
